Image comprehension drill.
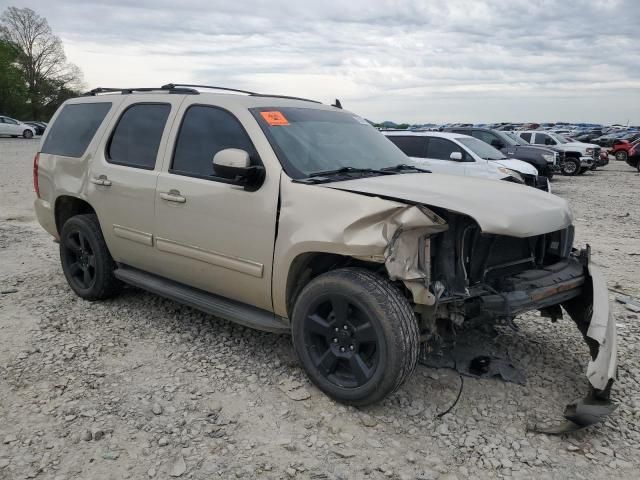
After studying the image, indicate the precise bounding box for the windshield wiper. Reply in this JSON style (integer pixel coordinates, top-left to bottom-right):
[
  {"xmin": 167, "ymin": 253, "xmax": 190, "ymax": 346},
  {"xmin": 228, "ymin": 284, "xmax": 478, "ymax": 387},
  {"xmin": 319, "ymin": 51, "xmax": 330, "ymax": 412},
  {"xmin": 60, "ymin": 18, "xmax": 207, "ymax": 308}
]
[
  {"xmin": 380, "ymin": 163, "xmax": 431, "ymax": 173},
  {"xmin": 307, "ymin": 166, "xmax": 384, "ymax": 177}
]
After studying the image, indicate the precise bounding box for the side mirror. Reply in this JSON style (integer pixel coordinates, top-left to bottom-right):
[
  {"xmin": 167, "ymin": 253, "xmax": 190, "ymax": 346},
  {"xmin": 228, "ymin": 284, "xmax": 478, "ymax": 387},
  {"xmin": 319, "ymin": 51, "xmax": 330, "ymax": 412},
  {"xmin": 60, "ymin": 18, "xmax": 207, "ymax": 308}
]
[
  {"xmin": 449, "ymin": 151, "xmax": 463, "ymax": 161},
  {"xmin": 491, "ymin": 140, "xmax": 504, "ymax": 149},
  {"xmin": 544, "ymin": 138, "xmax": 554, "ymax": 145},
  {"xmin": 213, "ymin": 148, "xmax": 264, "ymax": 187}
]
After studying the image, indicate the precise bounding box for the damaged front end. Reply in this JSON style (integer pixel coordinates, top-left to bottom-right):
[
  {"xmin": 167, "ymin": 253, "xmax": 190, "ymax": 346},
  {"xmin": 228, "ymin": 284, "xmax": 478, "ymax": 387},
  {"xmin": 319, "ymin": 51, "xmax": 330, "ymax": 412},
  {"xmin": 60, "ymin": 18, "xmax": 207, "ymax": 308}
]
[{"xmin": 384, "ymin": 213, "xmax": 618, "ymax": 433}]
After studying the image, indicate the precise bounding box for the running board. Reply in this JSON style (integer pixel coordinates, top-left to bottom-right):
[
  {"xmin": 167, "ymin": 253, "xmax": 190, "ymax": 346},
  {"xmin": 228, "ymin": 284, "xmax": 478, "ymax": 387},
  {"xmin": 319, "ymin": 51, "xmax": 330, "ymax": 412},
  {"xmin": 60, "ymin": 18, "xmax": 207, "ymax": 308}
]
[{"xmin": 114, "ymin": 266, "xmax": 290, "ymax": 334}]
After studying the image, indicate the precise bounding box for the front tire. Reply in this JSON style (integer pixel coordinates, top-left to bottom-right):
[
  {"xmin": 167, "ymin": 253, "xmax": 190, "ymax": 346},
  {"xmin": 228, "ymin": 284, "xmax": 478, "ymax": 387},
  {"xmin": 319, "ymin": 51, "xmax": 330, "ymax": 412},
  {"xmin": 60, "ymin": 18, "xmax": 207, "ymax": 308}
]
[
  {"xmin": 23, "ymin": 129, "xmax": 33, "ymax": 139},
  {"xmin": 615, "ymin": 151, "xmax": 628, "ymax": 162},
  {"xmin": 60, "ymin": 214, "xmax": 121, "ymax": 301},
  {"xmin": 292, "ymin": 268, "xmax": 420, "ymax": 406},
  {"xmin": 562, "ymin": 158, "xmax": 580, "ymax": 176}
]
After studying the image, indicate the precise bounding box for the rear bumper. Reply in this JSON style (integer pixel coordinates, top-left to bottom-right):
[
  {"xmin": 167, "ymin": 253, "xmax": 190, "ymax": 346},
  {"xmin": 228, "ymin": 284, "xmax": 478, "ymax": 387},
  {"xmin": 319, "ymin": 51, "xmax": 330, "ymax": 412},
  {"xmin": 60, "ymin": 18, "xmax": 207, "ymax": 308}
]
[{"xmin": 34, "ymin": 198, "xmax": 58, "ymax": 239}]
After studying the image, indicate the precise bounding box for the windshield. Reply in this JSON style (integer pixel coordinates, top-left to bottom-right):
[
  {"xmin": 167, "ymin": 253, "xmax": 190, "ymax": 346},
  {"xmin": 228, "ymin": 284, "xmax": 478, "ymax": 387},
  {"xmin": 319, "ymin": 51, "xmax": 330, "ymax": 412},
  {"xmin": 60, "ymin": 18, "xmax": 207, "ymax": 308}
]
[
  {"xmin": 457, "ymin": 137, "xmax": 506, "ymax": 160},
  {"xmin": 251, "ymin": 107, "xmax": 410, "ymax": 178},
  {"xmin": 504, "ymin": 131, "xmax": 529, "ymax": 145},
  {"xmin": 549, "ymin": 132, "xmax": 569, "ymax": 144},
  {"xmin": 495, "ymin": 130, "xmax": 520, "ymax": 146}
]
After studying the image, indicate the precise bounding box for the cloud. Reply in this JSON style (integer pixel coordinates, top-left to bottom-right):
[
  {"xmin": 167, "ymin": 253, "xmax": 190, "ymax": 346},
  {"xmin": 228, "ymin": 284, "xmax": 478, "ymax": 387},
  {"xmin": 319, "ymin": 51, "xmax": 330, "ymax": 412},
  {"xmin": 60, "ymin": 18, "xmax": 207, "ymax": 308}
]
[{"xmin": 5, "ymin": 0, "xmax": 640, "ymax": 123}]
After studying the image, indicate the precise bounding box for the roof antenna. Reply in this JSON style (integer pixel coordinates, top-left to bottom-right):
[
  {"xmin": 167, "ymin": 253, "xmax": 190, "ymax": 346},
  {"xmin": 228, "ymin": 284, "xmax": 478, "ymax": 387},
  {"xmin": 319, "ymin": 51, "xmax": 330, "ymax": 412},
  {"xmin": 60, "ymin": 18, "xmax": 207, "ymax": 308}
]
[{"xmin": 332, "ymin": 99, "xmax": 342, "ymax": 109}]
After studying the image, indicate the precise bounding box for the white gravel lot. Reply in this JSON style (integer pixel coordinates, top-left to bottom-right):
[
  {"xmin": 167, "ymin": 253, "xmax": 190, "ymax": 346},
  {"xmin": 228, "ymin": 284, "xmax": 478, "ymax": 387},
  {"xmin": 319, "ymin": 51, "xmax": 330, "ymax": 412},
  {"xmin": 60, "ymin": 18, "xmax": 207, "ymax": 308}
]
[{"xmin": 1, "ymin": 138, "xmax": 639, "ymax": 480}]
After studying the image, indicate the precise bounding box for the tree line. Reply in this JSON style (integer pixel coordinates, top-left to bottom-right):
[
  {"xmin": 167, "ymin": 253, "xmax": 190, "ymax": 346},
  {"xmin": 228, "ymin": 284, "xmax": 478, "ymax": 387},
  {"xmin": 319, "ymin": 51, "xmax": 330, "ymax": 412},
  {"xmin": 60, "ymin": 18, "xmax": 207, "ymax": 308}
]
[{"xmin": 0, "ymin": 6, "xmax": 83, "ymax": 121}]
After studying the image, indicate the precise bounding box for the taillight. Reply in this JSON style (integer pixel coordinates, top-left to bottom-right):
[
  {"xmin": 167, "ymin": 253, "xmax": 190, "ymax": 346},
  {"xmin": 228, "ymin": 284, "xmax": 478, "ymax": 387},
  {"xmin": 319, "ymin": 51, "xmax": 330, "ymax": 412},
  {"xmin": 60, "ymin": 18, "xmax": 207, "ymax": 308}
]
[{"xmin": 33, "ymin": 152, "xmax": 40, "ymax": 198}]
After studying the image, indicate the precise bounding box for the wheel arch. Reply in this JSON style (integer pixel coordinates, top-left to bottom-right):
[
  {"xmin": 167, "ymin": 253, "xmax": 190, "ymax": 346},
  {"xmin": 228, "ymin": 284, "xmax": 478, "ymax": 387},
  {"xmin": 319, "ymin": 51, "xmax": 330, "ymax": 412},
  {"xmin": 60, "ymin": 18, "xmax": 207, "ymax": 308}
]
[
  {"xmin": 54, "ymin": 195, "xmax": 97, "ymax": 235},
  {"xmin": 284, "ymin": 251, "xmax": 384, "ymax": 319}
]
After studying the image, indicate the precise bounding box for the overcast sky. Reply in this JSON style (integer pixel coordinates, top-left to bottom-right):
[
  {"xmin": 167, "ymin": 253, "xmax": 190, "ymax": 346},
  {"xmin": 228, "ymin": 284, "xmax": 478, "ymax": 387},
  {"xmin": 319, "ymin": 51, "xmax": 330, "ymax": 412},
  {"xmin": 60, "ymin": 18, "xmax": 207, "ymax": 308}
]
[{"xmin": 3, "ymin": 0, "xmax": 639, "ymax": 124}]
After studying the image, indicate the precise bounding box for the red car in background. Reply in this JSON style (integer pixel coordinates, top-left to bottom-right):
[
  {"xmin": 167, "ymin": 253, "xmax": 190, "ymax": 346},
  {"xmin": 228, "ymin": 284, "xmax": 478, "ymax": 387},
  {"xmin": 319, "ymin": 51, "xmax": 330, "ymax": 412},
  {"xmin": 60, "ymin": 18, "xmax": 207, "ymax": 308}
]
[{"xmin": 610, "ymin": 138, "xmax": 640, "ymax": 162}]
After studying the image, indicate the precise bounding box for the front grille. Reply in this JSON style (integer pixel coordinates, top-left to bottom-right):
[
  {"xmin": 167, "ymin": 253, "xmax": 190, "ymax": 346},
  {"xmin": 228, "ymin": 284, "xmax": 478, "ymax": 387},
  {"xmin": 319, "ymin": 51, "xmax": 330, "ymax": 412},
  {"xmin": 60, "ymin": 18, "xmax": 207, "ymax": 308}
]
[
  {"xmin": 522, "ymin": 174, "xmax": 536, "ymax": 187},
  {"xmin": 593, "ymin": 147, "xmax": 601, "ymax": 159}
]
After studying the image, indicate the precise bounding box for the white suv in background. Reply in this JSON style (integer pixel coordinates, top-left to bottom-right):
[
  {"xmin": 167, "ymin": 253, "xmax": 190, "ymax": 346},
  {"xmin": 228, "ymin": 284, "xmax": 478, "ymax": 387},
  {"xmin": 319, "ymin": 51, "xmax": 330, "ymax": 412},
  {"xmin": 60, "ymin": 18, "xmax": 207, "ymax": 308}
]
[
  {"xmin": 0, "ymin": 116, "xmax": 36, "ymax": 138},
  {"xmin": 384, "ymin": 131, "xmax": 550, "ymax": 191},
  {"xmin": 515, "ymin": 130, "xmax": 598, "ymax": 175}
]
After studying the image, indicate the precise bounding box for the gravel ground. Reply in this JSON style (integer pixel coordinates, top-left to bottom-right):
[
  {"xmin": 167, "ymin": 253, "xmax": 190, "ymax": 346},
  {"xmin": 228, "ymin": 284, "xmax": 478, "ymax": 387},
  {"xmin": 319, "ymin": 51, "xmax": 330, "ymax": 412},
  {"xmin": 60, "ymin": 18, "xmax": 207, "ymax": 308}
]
[{"xmin": 1, "ymin": 138, "xmax": 639, "ymax": 480}]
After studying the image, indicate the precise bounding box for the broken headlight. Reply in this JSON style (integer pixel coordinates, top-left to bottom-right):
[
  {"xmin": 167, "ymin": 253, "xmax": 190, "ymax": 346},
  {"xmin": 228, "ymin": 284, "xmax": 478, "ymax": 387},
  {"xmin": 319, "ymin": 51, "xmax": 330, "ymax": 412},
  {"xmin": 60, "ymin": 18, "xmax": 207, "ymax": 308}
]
[{"xmin": 498, "ymin": 167, "xmax": 524, "ymax": 183}]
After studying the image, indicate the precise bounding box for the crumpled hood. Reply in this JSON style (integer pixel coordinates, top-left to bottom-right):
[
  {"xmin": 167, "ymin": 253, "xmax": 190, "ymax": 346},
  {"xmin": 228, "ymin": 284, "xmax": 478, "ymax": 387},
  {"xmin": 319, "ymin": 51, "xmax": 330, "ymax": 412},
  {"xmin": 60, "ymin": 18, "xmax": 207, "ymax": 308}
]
[{"xmin": 321, "ymin": 173, "xmax": 572, "ymax": 237}]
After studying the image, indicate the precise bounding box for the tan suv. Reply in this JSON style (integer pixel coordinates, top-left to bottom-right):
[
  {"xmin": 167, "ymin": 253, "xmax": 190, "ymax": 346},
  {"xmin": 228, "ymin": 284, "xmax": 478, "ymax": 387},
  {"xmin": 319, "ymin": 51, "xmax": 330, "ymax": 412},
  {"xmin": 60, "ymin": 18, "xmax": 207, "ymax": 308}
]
[{"xmin": 34, "ymin": 84, "xmax": 616, "ymax": 427}]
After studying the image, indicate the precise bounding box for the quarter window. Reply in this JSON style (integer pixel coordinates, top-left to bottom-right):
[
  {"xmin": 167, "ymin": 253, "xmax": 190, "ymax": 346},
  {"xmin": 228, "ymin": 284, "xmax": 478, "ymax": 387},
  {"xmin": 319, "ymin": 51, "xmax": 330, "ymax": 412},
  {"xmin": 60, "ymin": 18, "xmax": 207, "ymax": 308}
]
[
  {"xmin": 519, "ymin": 132, "xmax": 532, "ymax": 142},
  {"xmin": 107, "ymin": 103, "xmax": 170, "ymax": 169},
  {"xmin": 426, "ymin": 137, "xmax": 463, "ymax": 160},
  {"xmin": 386, "ymin": 136, "xmax": 427, "ymax": 158},
  {"xmin": 41, "ymin": 103, "xmax": 112, "ymax": 158},
  {"xmin": 171, "ymin": 106, "xmax": 258, "ymax": 180}
]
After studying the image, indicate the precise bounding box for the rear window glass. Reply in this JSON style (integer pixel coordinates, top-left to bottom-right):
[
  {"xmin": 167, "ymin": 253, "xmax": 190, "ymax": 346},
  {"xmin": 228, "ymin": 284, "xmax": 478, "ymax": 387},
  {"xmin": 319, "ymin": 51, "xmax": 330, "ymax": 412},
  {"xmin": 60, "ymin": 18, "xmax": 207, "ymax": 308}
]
[{"xmin": 41, "ymin": 103, "xmax": 112, "ymax": 157}]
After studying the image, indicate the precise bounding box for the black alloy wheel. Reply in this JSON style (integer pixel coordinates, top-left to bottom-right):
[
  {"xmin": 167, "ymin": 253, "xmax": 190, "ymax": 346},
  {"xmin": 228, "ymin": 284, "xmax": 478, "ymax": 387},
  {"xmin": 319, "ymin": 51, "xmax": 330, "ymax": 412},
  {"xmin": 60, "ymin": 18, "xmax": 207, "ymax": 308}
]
[
  {"xmin": 303, "ymin": 294, "xmax": 380, "ymax": 388},
  {"xmin": 63, "ymin": 229, "xmax": 97, "ymax": 290},
  {"xmin": 292, "ymin": 268, "xmax": 420, "ymax": 406},
  {"xmin": 59, "ymin": 214, "xmax": 121, "ymax": 300}
]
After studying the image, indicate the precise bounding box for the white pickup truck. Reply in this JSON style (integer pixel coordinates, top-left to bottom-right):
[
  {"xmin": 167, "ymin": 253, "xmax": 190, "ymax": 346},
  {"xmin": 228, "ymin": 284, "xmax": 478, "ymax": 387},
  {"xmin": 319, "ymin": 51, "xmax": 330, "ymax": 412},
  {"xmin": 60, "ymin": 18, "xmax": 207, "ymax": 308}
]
[{"xmin": 515, "ymin": 130, "xmax": 599, "ymax": 175}]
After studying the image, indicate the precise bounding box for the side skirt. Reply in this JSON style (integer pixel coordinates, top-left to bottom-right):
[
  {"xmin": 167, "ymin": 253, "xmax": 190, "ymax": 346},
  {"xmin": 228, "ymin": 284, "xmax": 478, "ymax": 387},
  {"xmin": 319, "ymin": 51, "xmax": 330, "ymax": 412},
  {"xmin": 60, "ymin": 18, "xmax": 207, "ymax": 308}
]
[{"xmin": 114, "ymin": 265, "xmax": 290, "ymax": 334}]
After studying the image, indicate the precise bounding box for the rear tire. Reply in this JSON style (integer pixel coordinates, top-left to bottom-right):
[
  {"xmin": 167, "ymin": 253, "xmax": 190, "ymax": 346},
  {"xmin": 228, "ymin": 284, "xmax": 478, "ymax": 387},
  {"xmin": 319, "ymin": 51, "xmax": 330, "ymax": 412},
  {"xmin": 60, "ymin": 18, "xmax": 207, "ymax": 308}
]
[
  {"xmin": 291, "ymin": 268, "xmax": 420, "ymax": 406},
  {"xmin": 562, "ymin": 158, "xmax": 580, "ymax": 176},
  {"xmin": 60, "ymin": 214, "xmax": 122, "ymax": 301},
  {"xmin": 23, "ymin": 129, "xmax": 33, "ymax": 139}
]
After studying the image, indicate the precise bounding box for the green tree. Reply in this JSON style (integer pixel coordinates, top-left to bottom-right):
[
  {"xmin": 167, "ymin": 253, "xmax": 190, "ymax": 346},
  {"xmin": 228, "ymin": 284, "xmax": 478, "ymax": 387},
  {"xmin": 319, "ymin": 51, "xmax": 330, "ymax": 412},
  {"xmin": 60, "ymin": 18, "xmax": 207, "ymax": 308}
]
[
  {"xmin": 0, "ymin": 39, "xmax": 28, "ymax": 117},
  {"xmin": 1, "ymin": 6, "xmax": 83, "ymax": 120}
]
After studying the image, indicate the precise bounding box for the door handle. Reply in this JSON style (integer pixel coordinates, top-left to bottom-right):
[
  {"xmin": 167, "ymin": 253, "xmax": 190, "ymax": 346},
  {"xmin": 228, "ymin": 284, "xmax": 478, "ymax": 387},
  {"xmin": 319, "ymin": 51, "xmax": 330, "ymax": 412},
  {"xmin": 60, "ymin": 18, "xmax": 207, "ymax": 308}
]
[
  {"xmin": 90, "ymin": 175, "xmax": 112, "ymax": 186},
  {"xmin": 160, "ymin": 190, "xmax": 186, "ymax": 203}
]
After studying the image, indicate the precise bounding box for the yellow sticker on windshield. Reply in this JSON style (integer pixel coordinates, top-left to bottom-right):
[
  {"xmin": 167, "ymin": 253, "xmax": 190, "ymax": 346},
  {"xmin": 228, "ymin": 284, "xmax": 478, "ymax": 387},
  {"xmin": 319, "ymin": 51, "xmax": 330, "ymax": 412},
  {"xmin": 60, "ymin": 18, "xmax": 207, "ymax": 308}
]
[{"xmin": 261, "ymin": 111, "xmax": 289, "ymax": 126}]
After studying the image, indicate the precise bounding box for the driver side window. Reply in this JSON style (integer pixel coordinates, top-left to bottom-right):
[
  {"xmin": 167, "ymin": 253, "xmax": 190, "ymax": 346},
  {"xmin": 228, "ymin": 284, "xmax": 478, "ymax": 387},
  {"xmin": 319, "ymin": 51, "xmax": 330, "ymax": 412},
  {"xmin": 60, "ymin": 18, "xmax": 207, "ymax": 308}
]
[
  {"xmin": 426, "ymin": 137, "xmax": 464, "ymax": 161},
  {"xmin": 534, "ymin": 133, "xmax": 555, "ymax": 145}
]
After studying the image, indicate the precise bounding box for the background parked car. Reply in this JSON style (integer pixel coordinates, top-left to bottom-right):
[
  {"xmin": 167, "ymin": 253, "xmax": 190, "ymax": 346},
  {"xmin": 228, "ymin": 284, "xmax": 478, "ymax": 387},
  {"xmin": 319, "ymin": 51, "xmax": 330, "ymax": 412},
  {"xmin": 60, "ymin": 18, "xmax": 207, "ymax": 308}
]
[
  {"xmin": 443, "ymin": 126, "xmax": 559, "ymax": 179},
  {"xmin": 610, "ymin": 138, "xmax": 640, "ymax": 163},
  {"xmin": 515, "ymin": 130, "xmax": 598, "ymax": 175},
  {"xmin": 23, "ymin": 121, "xmax": 47, "ymax": 135},
  {"xmin": 384, "ymin": 131, "xmax": 550, "ymax": 191},
  {"xmin": 626, "ymin": 144, "xmax": 640, "ymax": 171},
  {"xmin": 0, "ymin": 116, "xmax": 36, "ymax": 138}
]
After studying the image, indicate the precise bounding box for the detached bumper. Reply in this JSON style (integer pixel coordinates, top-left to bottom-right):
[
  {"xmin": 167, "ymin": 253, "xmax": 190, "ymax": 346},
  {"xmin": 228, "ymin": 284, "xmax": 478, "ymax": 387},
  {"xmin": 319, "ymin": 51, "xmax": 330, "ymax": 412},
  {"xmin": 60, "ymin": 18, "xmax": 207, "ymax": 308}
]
[
  {"xmin": 479, "ymin": 257, "xmax": 586, "ymax": 317},
  {"xmin": 477, "ymin": 251, "xmax": 618, "ymax": 432}
]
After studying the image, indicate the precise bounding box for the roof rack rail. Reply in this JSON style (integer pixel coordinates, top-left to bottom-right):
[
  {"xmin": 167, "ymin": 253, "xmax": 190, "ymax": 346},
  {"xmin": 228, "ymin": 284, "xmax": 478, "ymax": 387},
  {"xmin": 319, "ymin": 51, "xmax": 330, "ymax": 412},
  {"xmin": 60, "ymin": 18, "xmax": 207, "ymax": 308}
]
[
  {"xmin": 163, "ymin": 83, "xmax": 322, "ymax": 104},
  {"xmin": 161, "ymin": 83, "xmax": 257, "ymax": 95},
  {"xmin": 83, "ymin": 83, "xmax": 323, "ymax": 104},
  {"xmin": 83, "ymin": 86, "xmax": 198, "ymax": 96}
]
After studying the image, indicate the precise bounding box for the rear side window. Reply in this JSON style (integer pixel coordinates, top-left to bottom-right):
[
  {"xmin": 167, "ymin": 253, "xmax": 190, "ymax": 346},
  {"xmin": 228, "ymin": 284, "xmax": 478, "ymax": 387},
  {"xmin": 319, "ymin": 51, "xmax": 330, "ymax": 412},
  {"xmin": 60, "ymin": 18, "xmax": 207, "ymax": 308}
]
[
  {"xmin": 386, "ymin": 136, "xmax": 427, "ymax": 158},
  {"xmin": 519, "ymin": 132, "xmax": 532, "ymax": 142},
  {"xmin": 107, "ymin": 103, "xmax": 171, "ymax": 169},
  {"xmin": 41, "ymin": 103, "xmax": 112, "ymax": 157},
  {"xmin": 171, "ymin": 105, "xmax": 258, "ymax": 180}
]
